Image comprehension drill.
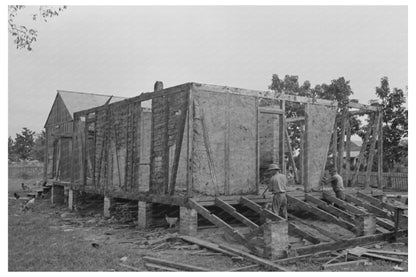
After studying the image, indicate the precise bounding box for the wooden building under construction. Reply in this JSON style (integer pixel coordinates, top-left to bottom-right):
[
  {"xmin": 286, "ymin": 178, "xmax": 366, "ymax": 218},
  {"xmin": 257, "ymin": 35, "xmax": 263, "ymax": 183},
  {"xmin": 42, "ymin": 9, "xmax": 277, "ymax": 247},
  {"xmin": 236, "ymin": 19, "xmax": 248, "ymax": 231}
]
[{"xmin": 46, "ymin": 82, "xmax": 407, "ymax": 259}]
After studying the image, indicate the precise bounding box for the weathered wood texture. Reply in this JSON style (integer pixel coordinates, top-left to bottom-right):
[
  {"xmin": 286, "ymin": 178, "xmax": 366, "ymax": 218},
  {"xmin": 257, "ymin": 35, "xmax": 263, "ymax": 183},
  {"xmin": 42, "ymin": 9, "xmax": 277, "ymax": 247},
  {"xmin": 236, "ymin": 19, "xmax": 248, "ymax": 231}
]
[
  {"xmin": 303, "ymin": 104, "xmax": 338, "ymax": 191},
  {"xmin": 191, "ymin": 87, "xmax": 258, "ymax": 196}
]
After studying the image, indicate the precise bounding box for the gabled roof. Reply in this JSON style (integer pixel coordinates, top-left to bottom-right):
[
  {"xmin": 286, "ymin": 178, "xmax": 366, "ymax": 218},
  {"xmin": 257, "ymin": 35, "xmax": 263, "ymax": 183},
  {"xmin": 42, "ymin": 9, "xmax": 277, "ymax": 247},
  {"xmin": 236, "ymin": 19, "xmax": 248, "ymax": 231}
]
[
  {"xmin": 44, "ymin": 90, "xmax": 126, "ymax": 127},
  {"xmin": 58, "ymin": 90, "xmax": 125, "ymax": 115}
]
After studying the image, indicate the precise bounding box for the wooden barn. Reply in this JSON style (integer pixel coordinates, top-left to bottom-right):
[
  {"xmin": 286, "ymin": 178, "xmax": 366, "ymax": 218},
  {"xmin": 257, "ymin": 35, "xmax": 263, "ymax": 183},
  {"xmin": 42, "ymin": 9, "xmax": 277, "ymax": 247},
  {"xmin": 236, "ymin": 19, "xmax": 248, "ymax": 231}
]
[
  {"xmin": 44, "ymin": 90, "xmax": 125, "ymax": 182},
  {"xmin": 48, "ymin": 82, "xmax": 406, "ymax": 260}
]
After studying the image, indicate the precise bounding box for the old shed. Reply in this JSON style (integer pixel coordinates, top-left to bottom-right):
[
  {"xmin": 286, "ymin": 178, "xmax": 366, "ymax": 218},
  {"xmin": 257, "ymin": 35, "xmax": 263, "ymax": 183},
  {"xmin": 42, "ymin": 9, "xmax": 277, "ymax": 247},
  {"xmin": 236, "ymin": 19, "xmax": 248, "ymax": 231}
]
[{"xmin": 44, "ymin": 90, "xmax": 125, "ymax": 182}]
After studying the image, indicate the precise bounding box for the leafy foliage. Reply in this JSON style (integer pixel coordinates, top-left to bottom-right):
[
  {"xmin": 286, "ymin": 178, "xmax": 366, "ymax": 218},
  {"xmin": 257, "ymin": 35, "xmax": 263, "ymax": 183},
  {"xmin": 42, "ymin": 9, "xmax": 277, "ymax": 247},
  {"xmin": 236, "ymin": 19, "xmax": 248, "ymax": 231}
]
[
  {"xmin": 31, "ymin": 130, "xmax": 46, "ymax": 162},
  {"xmin": 373, "ymin": 77, "xmax": 408, "ymax": 170},
  {"xmin": 9, "ymin": 128, "xmax": 36, "ymax": 161},
  {"xmin": 8, "ymin": 5, "xmax": 67, "ymax": 51}
]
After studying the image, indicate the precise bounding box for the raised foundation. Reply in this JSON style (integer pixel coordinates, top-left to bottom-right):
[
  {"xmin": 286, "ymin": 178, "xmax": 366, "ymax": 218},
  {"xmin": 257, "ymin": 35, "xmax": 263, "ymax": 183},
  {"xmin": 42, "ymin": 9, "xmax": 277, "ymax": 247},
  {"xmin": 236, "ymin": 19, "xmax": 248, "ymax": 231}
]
[
  {"xmin": 263, "ymin": 220, "xmax": 289, "ymax": 259},
  {"xmin": 138, "ymin": 201, "xmax": 153, "ymax": 228},
  {"xmin": 104, "ymin": 196, "xmax": 112, "ymax": 218},
  {"xmin": 179, "ymin": 207, "xmax": 198, "ymax": 236},
  {"xmin": 51, "ymin": 185, "xmax": 65, "ymax": 205},
  {"xmin": 68, "ymin": 189, "xmax": 81, "ymax": 211},
  {"xmin": 355, "ymin": 214, "xmax": 376, "ymax": 236}
]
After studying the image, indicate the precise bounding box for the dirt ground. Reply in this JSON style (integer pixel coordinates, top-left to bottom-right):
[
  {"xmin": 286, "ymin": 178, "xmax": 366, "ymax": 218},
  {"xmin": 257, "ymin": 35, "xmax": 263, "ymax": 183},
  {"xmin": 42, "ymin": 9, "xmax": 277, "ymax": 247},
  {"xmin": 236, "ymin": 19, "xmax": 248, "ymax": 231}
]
[{"xmin": 8, "ymin": 178, "xmax": 408, "ymax": 271}]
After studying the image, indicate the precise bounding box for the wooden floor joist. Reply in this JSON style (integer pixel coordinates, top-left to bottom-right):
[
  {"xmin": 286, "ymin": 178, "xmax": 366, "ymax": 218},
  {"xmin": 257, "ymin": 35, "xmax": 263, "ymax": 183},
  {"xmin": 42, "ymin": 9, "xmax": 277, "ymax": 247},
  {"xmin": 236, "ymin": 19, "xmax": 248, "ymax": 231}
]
[
  {"xmin": 322, "ymin": 192, "xmax": 367, "ymax": 215},
  {"xmin": 287, "ymin": 195, "xmax": 357, "ymax": 233},
  {"xmin": 375, "ymin": 217, "xmax": 395, "ymax": 231},
  {"xmin": 239, "ymin": 196, "xmax": 284, "ymax": 221},
  {"xmin": 219, "ymin": 244, "xmax": 289, "ymax": 271},
  {"xmin": 214, "ymin": 198, "xmax": 259, "ymax": 230},
  {"xmin": 344, "ymin": 194, "xmax": 393, "ymax": 220},
  {"xmin": 288, "ymin": 214, "xmax": 340, "ymax": 241},
  {"xmin": 293, "ymin": 230, "xmax": 407, "ymax": 256},
  {"xmin": 356, "ymin": 191, "xmax": 406, "ymax": 212},
  {"xmin": 305, "ymin": 194, "xmax": 356, "ymax": 223},
  {"xmin": 239, "ymin": 197, "xmax": 320, "ymax": 244},
  {"xmin": 188, "ymin": 199, "xmax": 257, "ymax": 252}
]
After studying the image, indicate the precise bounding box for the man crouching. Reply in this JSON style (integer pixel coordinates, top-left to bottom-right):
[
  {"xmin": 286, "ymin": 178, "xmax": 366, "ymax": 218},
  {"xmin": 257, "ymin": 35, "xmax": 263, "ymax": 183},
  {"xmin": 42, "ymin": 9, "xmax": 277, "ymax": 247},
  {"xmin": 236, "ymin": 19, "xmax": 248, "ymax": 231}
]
[{"xmin": 263, "ymin": 164, "xmax": 288, "ymax": 219}]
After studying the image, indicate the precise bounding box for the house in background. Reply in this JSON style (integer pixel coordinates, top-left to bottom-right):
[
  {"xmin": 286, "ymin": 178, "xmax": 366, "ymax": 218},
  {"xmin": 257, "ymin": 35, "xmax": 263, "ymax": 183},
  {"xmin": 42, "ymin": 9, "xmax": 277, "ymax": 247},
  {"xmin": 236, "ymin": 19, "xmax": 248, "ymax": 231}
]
[{"xmin": 44, "ymin": 90, "xmax": 126, "ymax": 182}]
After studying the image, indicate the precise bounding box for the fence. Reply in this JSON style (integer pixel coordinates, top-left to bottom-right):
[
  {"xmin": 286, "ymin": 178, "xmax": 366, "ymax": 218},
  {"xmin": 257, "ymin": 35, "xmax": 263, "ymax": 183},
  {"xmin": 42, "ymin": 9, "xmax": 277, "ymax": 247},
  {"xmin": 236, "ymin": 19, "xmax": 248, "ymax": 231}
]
[
  {"xmin": 8, "ymin": 164, "xmax": 44, "ymax": 180},
  {"xmin": 343, "ymin": 171, "xmax": 408, "ymax": 192}
]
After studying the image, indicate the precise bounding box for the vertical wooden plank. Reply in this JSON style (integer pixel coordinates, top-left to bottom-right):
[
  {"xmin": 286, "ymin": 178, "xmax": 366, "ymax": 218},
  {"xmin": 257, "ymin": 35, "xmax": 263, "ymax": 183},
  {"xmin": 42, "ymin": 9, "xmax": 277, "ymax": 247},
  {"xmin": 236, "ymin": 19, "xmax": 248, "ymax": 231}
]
[
  {"xmin": 303, "ymin": 103, "xmax": 309, "ymax": 192},
  {"xmin": 345, "ymin": 117, "xmax": 351, "ymax": 186},
  {"xmin": 378, "ymin": 111, "xmax": 384, "ymax": 189},
  {"xmin": 332, "ymin": 119, "xmax": 338, "ymax": 172},
  {"xmin": 365, "ymin": 112, "xmax": 381, "ymax": 188},
  {"xmin": 164, "ymin": 95, "xmax": 170, "ymax": 194},
  {"xmin": 285, "ymin": 129, "xmax": 298, "ymax": 183},
  {"xmin": 280, "ymin": 100, "xmax": 286, "ymax": 174},
  {"xmin": 352, "ymin": 113, "xmax": 374, "ymax": 186},
  {"xmin": 338, "ymin": 109, "xmax": 347, "ymax": 175},
  {"xmin": 255, "ymin": 98, "xmax": 260, "ymax": 194},
  {"xmin": 187, "ymin": 88, "xmax": 194, "ymax": 197},
  {"xmin": 169, "ymin": 97, "xmax": 188, "ymax": 195},
  {"xmin": 224, "ymin": 91, "xmax": 231, "ymax": 195}
]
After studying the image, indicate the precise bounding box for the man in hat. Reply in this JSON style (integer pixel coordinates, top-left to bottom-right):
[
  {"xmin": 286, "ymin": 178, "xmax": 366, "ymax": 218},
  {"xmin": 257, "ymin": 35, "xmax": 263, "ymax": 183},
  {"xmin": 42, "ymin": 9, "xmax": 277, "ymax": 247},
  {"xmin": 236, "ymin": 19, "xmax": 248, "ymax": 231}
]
[
  {"xmin": 263, "ymin": 163, "xmax": 288, "ymax": 219},
  {"xmin": 329, "ymin": 168, "xmax": 345, "ymax": 200}
]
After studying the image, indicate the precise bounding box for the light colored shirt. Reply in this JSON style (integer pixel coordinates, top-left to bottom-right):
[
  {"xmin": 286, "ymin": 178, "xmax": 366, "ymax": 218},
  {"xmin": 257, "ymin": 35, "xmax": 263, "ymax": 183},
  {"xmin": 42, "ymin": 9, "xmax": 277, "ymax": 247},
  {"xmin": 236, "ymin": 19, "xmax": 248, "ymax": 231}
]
[
  {"xmin": 268, "ymin": 173, "xmax": 288, "ymax": 193},
  {"xmin": 331, "ymin": 174, "xmax": 344, "ymax": 192}
]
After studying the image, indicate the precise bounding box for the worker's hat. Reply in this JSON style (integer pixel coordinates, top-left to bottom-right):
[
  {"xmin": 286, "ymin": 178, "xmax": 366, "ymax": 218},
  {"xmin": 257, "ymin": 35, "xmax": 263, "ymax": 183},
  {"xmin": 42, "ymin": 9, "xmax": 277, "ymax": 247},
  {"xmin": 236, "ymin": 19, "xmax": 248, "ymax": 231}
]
[{"xmin": 267, "ymin": 164, "xmax": 280, "ymax": 171}]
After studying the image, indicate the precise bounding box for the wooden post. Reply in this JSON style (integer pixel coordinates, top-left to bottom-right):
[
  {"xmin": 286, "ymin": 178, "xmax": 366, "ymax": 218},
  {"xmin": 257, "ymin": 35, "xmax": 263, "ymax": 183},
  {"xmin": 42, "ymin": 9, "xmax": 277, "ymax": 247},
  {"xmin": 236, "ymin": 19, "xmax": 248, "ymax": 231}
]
[
  {"xmin": 279, "ymin": 100, "xmax": 286, "ymax": 174},
  {"xmin": 224, "ymin": 92, "xmax": 230, "ymax": 195},
  {"xmin": 338, "ymin": 109, "xmax": 347, "ymax": 175},
  {"xmin": 332, "ymin": 121, "xmax": 338, "ymax": 172},
  {"xmin": 302, "ymin": 104, "xmax": 309, "ymax": 191},
  {"xmin": 186, "ymin": 88, "xmax": 194, "ymax": 197},
  {"xmin": 365, "ymin": 113, "xmax": 381, "ymax": 188},
  {"xmin": 352, "ymin": 114, "xmax": 374, "ymax": 186},
  {"xmin": 285, "ymin": 129, "xmax": 298, "ymax": 183},
  {"xmin": 378, "ymin": 111, "xmax": 384, "ymax": 189},
  {"xmin": 345, "ymin": 117, "xmax": 351, "ymax": 186}
]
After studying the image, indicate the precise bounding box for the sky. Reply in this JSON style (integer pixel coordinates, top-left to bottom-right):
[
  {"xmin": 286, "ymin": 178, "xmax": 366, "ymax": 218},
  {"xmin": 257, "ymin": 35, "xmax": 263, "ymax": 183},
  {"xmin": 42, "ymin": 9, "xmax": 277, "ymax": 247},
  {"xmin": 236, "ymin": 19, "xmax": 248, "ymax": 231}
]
[{"xmin": 8, "ymin": 5, "xmax": 408, "ymax": 137}]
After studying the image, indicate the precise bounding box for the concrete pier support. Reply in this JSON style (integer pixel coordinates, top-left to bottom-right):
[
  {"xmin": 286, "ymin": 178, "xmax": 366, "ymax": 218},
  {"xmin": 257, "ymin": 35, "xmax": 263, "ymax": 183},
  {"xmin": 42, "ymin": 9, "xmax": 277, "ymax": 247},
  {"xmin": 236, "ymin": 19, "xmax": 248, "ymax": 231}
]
[
  {"xmin": 138, "ymin": 201, "xmax": 153, "ymax": 228},
  {"xmin": 263, "ymin": 220, "xmax": 289, "ymax": 259},
  {"xmin": 104, "ymin": 196, "xmax": 112, "ymax": 218},
  {"xmin": 179, "ymin": 207, "xmax": 198, "ymax": 236},
  {"xmin": 355, "ymin": 214, "xmax": 376, "ymax": 236},
  {"xmin": 68, "ymin": 189, "xmax": 81, "ymax": 211},
  {"xmin": 51, "ymin": 185, "xmax": 65, "ymax": 205}
]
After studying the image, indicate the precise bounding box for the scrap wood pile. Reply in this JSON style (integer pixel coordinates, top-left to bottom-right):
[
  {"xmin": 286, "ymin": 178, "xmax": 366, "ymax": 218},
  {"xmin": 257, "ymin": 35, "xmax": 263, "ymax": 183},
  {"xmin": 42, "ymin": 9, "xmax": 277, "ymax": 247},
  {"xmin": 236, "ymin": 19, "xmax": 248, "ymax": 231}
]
[{"xmin": 109, "ymin": 201, "xmax": 138, "ymax": 223}]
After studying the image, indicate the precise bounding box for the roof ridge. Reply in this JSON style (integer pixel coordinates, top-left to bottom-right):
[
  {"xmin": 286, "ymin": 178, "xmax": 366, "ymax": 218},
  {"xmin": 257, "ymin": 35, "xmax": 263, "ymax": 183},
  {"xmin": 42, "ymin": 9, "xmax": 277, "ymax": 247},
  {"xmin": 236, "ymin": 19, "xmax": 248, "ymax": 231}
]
[{"xmin": 57, "ymin": 89, "xmax": 126, "ymax": 99}]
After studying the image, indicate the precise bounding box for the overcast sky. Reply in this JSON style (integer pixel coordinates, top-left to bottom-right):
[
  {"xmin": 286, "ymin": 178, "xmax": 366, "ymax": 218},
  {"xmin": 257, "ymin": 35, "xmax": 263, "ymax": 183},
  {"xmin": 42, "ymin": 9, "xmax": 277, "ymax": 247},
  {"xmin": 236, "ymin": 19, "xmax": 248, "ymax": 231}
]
[{"xmin": 8, "ymin": 5, "xmax": 407, "ymax": 136}]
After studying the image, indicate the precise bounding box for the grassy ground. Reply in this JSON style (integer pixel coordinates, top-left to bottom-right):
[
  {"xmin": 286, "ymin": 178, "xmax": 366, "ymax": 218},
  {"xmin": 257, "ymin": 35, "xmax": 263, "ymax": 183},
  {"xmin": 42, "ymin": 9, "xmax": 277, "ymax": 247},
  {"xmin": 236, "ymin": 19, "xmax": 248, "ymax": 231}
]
[{"xmin": 8, "ymin": 178, "xmax": 408, "ymax": 271}]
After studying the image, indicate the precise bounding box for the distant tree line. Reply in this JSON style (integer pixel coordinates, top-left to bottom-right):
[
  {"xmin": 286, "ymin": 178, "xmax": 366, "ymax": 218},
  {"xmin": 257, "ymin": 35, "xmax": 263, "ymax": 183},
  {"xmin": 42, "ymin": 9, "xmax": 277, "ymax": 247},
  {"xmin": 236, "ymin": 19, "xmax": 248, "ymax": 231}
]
[{"xmin": 9, "ymin": 127, "xmax": 45, "ymax": 162}]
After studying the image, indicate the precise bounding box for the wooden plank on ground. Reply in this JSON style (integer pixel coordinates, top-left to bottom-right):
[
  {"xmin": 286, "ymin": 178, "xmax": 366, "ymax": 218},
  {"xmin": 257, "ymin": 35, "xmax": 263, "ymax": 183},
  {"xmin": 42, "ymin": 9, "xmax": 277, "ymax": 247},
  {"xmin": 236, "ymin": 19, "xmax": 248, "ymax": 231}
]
[
  {"xmin": 366, "ymin": 249, "xmax": 408, "ymax": 256},
  {"xmin": 219, "ymin": 244, "xmax": 289, "ymax": 271},
  {"xmin": 322, "ymin": 259, "xmax": 367, "ymax": 269},
  {"xmin": 344, "ymin": 194, "xmax": 392, "ymax": 220},
  {"xmin": 179, "ymin": 235, "xmax": 237, "ymax": 257},
  {"xmin": 287, "ymin": 195, "xmax": 356, "ymax": 233},
  {"xmin": 322, "ymin": 192, "xmax": 366, "ymax": 215},
  {"xmin": 215, "ymin": 198, "xmax": 259, "ymax": 230},
  {"xmin": 305, "ymin": 194, "xmax": 355, "ymax": 222},
  {"xmin": 293, "ymin": 230, "xmax": 407, "ymax": 256},
  {"xmin": 142, "ymin": 256, "xmax": 209, "ymax": 271},
  {"xmin": 145, "ymin": 263, "xmax": 180, "ymax": 272}
]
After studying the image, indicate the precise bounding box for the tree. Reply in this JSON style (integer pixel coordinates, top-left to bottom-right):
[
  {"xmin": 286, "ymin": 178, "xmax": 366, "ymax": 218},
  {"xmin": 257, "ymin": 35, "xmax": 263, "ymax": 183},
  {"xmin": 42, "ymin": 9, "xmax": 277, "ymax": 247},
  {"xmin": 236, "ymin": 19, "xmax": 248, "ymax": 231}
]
[
  {"xmin": 8, "ymin": 5, "xmax": 67, "ymax": 51},
  {"xmin": 13, "ymin": 127, "xmax": 36, "ymax": 160},
  {"xmin": 374, "ymin": 77, "xmax": 408, "ymax": 170},
  {"xmin": 31, "ymin": 130, "xmax": 46, "ymax": 162},
  {"xmin": 8, "ymin": 136, "xmax": 17, "ymax": 162}
]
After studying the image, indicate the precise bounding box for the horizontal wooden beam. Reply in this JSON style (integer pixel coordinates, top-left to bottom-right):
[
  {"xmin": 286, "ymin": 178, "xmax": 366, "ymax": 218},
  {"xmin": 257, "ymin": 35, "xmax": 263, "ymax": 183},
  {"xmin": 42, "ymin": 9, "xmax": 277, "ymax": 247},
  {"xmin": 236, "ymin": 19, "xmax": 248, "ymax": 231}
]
[
  {"xmin": 286, "ymin": 116, "xmax": 305, "ymax": 123},
  {"xmin": 287, "ymin": 195, "xmax": 357, "ymax": 233},
  {"xmin": 214, "ymin": 198, "xmax": 259, "ymax": 230},
  {"xmin": 288, "ymin": 222, "xmax": 321, "ymax": 244},
  {"xmin": 192, "ymin": 83, "xmax": 338, "ymax": 107},
  {"xmin": 344, "ymin": 194, "xmax": 393, "ymax": 220},
  {"xmin": 240, "ymin": 197, "xmax": 284, "ymax": 221},
  {"xmin": 356, "ymin": 191, "xmax": 406, "ymax": 212},
  {"xmin": 305, "ymin": 194, "xmax": 356, "ymax": 223},
  {"xmin": 258, "ymin": 107, "xmax": 284, "ymax": 114},
  {"xmin": 293, "ymin": 230, "xmax": 407, "ymax": 256},
  {"xmin": 347, "ymin": 102, "xmax": 378, "ymax": 111},
  {"xmin": 322, "ymin": 192, "xmax": 367, "ymax": 215}
]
